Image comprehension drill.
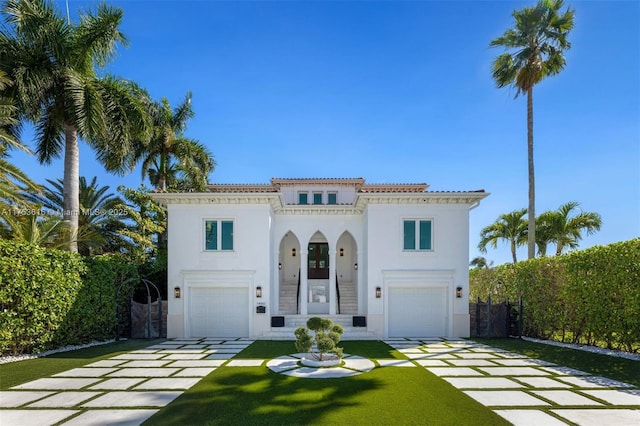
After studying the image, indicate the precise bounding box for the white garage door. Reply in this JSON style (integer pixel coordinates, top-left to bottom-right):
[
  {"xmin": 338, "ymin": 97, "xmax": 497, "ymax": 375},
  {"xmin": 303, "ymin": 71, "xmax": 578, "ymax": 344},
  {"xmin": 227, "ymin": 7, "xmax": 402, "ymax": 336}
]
[
  {"xmin": 388, "ymin": 287, "xmax": 447, "ymax": 337},
  {"xmin": 190, "ymin": 287, "xmax": 249, "ymax": 337}
]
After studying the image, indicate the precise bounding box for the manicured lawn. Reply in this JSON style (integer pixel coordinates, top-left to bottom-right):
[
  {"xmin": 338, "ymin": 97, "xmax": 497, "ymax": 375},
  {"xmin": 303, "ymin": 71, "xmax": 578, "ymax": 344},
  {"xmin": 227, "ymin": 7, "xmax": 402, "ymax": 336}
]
[
  {"xmin": 474, "ymin": 338, "xmax": 640, "ymax": 388},
  {"xmin": 0, "ymin": 339, "xmax": 164, "ymax": 389},
  {"xmin": 144, "ymin": 341, "xmax": 509, "ymax": 426}
]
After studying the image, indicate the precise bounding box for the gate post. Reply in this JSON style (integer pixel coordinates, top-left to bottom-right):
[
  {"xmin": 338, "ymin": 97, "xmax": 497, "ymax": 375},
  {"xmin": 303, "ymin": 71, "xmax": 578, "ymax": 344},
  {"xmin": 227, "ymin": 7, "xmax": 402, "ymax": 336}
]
[{"xmin": 487, "ymin": 295, "xmax": 492, "ymax": 339}]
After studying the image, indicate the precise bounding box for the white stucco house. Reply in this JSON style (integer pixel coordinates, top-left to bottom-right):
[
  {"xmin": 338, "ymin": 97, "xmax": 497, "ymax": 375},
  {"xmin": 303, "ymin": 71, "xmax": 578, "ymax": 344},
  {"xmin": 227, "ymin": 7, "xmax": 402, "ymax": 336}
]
[{"xmin": 151, "ymin": 177, "xmax": 488, "ymax": 339}]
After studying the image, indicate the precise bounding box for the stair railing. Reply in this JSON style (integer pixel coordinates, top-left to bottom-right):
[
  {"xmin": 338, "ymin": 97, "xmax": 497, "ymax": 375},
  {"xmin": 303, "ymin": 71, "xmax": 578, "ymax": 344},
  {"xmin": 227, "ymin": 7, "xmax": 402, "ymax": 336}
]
[
  {"xmin": 335, "ymin": 272, "xmax": 341, "ymax": 314},
  {"xmin": 296, "ymin": 269, "xmax": 301, "ymax": 314}
]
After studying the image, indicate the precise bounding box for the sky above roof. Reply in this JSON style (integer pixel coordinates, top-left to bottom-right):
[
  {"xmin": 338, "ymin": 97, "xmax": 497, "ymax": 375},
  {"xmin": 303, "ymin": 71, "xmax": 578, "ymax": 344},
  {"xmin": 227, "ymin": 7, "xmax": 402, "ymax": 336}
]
[{"xmin": 9, "ymin": 0, "xmax": 640, "ymax": 266}]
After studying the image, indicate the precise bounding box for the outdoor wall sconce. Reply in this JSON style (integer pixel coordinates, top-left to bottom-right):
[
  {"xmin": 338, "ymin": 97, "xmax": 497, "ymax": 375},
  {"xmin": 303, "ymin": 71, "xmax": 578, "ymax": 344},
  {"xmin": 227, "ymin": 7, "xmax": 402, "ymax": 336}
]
[
  {"xmin": 354, "ymin": 263, "xmax": 358, "ymax": 270},
  {"xmin": 278, "ymin": 262, "xmax": 282, "ymax": 270},
  {"xmin": 174, "ymin": 287, "xmax": 181, "ymax": 299},
  {"xmin": 256, "ymin": 286, "xmax": 262, "ymax": 298},
  {"xmin": 339, "ymin": 248, "xmax": 344, "ymax": 257},
  {"xmin": 375, "ymin": 287, "xmax": 381, "ymax": 298},
  {"xmin": 292, "ymin": 248, "xmax": 296, "ymax": 257},
  {"xmin": 456, "ymin": 286, "xmax": 463, "ymax": 298}
]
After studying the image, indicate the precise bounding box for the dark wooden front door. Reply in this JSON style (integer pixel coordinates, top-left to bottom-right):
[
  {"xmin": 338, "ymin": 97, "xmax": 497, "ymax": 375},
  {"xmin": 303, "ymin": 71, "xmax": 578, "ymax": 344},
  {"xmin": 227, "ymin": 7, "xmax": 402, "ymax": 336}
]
[{"xmin": 308, "ymin": 243, "xmax": 329, "ymax": 279}]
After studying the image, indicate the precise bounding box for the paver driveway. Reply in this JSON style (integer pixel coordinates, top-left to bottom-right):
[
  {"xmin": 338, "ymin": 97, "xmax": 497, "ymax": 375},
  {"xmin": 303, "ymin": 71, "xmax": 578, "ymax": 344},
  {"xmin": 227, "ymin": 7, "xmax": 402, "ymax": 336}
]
[{"xmin": 1, "ymin": 338, "xmax": 638, "ymax": 426}]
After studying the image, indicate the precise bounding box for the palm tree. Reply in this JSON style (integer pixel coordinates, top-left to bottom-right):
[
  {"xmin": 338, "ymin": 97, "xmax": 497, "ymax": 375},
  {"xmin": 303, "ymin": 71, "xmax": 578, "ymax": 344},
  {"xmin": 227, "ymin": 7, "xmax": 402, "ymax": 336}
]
[
  {"xmin": 470, "ymin": 256, "xmax": 493, "ymax": 269},
  {"xmin": 490, "ymin": 0, "xmax": 574, "ymax": 260},
  {"xmin": 23, "ymin": 176, "xmax": 124, "ymax": 255},
  {"xmin": 127, "ymin": 93, "xmax": 215, "ymax": 192},
  {"xmin": 534, "ymin": 209, "xmax": 556, "ymax": 256},
  {"xmin": 478, "ymin": 208, "xmax": 528, "ymax": 264},
  {"xmin": 541, "ymin": 202, "xmax": 602, "ymax": 255},
  {"xmin": 0, "ymin": 70, "xmax": 40, "ymax": 233},
  {"xmin": 0, "ymin": 0, "xmax": 150, "ymax": 252}
]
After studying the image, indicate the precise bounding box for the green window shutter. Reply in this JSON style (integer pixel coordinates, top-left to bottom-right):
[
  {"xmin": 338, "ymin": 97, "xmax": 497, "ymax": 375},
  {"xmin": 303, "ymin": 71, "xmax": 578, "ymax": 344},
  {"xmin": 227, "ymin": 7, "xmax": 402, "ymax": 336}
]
[
  {"xmin": 313, "ymin": 193, "xmax": 322, "ymax": 204},
  {"xmin": 299, "ymin": 193, "xmax": 308, "ymax": 204},
  {"xmin": 419, "ymin": 220, "xmax": 432, "ymax": 250},
  {"xmin": 328, "ymin": 193, "xmax": 337, "ymax": 204},
  {"xmin": 221, "ymin": 221, "xmax": 234, "ymax": 250},
  {"xmin": 205, "ymin": 221, "xmax": 217, "ymax": 250},
  {"xmin": 403, "ymin": 220, "xmax": 416, "ymax": 250}
]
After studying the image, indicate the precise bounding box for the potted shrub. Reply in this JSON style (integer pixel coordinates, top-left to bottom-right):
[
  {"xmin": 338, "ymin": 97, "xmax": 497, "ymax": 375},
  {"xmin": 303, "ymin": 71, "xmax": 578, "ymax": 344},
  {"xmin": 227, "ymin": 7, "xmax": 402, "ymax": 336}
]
[{"xmin": 294, "ymin": 317, "xmax": 344, "ymax": 366}]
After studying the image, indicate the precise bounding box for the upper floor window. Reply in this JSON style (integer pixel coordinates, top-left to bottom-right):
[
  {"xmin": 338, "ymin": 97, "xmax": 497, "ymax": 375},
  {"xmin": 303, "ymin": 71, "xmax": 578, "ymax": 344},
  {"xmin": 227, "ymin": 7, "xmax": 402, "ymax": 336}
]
[
  {"xmin": 298, "ymin": 192, "xmax": 308, "ymax": 204},
  {"xmin": 328, "ymin": 192, "xmax": 337, "ymax": 204},
  {"xmin": 205, "ymin": 220, "xmax": 234, "ymax": 251},
  {"xmin": 403, "ymin": 219, "xmax": 432, "ymax": 251},
  {"xmin": 313, "ymin": 192, "xmax": 323, "ymax": 205}
]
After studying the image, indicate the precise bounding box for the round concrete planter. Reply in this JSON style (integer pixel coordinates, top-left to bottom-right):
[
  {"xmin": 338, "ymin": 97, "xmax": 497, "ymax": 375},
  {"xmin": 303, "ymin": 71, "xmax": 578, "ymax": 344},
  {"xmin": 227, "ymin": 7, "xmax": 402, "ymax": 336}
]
[{"xmin": 300, "ymin": 354, "xmax": 342, "ymax": 368}]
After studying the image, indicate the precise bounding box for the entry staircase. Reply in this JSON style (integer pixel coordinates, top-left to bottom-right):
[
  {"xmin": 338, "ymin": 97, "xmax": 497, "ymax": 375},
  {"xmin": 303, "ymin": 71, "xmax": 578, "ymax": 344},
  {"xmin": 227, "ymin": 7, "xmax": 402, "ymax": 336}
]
[
  {"xmin": 278, "ymin": 281, "xmax": 358, "ymax": 315},
  {"xmin": 259, "ymin": 314, "xmax": 377, "ymax": 340}
]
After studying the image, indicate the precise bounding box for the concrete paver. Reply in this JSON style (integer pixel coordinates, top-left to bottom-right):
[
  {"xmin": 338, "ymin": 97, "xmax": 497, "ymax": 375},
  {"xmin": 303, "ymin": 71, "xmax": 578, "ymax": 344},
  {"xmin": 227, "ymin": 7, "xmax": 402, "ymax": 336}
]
[
  {"xmin": 495, "ymin": 409, "xmax": 568, "ymax": 426},
  {"xmin": 443, "ymin": 377, "xmax": 524, "ymax": 389},
  {"xmin": 60, "ymin": 409, "xmax": 159, "ymax": 426},
  {"xmin": 28, "ymin": 392, "xmax": 102, "ymax": 407},
  {"xmin": 3, "ymin": 337, "xmax": 639, "ymax": 426},
  {"xmin": 581, "ymin": 389, "xmax": 640, "ymax": 405},
  {"xmin": 532, "ymin": 390, "xmax": 603, "ymax": 406},
  {"xmin": 12, "ymin": 378, "xmax": 101, "ymax": 390},
  {"xmin": 1, "ymin": 409, "xmax": 77, "ymax": 426},
  {"xmin": 88, "ymin": 378, "xmax": 145, "ymax": 390},
  {"xmin": 0, "ymin": 391, "xmax": 54, "ymax": 407},
  {"xmin": 82, "ymin": 391, "xmax": 182, "ymax": 407},
  {"xmin": 464, "ymin": 390, "xmax": 551, "ymax": 406},
  {"xmin": 551, "ymin": 409, "xmax": 640, "ymax": 426}
]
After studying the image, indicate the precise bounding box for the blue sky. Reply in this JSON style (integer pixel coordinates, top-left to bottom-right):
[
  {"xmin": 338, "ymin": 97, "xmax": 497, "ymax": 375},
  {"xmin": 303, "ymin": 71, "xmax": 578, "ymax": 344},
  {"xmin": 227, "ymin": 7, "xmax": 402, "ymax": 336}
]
[{"xmin": 8, "ymin": 0, "xmax": 640, "ymax": 266}]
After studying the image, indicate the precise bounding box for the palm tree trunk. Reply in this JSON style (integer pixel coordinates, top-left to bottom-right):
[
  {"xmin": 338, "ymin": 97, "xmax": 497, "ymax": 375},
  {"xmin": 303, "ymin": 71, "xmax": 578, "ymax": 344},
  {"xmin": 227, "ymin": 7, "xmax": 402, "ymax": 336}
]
[
  {"xmin": 63, "ymin": 123, "xmax": 79, "ymax": 253},
  {"xmin": 527, "ymin": 87, "xmax": 536, "ymax": 260},
  {"xmin": 511, "ymin": 239, "xmax": 518, "ymax": 264}
]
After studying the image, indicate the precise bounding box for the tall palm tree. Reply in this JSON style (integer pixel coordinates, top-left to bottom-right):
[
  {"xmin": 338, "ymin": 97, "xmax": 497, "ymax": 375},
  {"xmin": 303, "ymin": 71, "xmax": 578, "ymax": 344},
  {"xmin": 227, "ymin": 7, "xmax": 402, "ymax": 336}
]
[
  {"xmin": 490, "ymin": 0, "xmax": 574, "ymax": 260},
  {"xmin": 0, "ymin": 0, "xmax": 150, "ymax": 252},
  {"xmin": 0, "ymin": 69, "xmax": 40, "ymax": 233},
  {"xmin": 128, "ymin": 93, "xmax": 215, "ymax": 192},
  {"xmin": 478, "ymin": 208, "xmax": 528, "ymax": 264}
]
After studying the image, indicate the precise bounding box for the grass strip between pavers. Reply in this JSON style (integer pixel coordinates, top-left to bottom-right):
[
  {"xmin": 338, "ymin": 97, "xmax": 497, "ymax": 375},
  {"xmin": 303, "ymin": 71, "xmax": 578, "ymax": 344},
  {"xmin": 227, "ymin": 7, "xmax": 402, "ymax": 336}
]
[
  {"xmin": 143, "ymin": 340, "xmax": 510, "ymax": 426},
  {"xmin": 0, "ymin": 339, "xmax": 164, "ymax": 389},
  {"xmin": 473, "ymin": 338, "xmax": 640, "ymax": 388}
]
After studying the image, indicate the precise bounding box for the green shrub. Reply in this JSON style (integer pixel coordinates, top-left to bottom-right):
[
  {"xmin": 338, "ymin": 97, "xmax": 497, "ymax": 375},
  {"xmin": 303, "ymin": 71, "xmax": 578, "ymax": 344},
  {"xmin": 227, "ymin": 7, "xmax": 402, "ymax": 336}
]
[
  {"xmin": 0, "ymin": 240, "xmax": 140, "ymax": 355},
  {"xmin": 470, "ymin": 239, "xmax": 640, "ymax": 352},
  {"xmin": 0, "ymin": 240, "xmax": 85, "ymax": 354}
]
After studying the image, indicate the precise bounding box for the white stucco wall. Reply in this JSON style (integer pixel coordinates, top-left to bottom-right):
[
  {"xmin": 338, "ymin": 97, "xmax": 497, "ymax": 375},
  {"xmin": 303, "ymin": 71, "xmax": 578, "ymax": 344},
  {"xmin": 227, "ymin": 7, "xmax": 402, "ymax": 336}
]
[
  {"xmin": 363, "ymin": 202, "xmax": 471, "ymax": 337},
  {"xmin": 166, "ymin": 203, "xmax": 273, "ymax": 338},
  {"xmin": 163, "ymin": 190, "xmax": 477, "ymax": 339}
]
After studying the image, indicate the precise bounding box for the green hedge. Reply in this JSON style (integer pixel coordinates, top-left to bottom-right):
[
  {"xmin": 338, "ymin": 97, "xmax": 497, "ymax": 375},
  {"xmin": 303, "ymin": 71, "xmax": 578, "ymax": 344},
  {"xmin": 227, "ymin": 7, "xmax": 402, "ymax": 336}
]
[
  {"xmin": 0, "ymin": 240, "xmax": 139, "ymax": 355},
  {"xmin": 470, "ymin": 239, "xmax": 640, "ymax": 352}
]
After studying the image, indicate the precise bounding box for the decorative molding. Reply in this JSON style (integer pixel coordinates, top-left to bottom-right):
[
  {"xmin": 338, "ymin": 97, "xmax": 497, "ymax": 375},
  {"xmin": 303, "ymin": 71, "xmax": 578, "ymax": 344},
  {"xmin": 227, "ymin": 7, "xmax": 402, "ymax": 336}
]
[{"xmin": 151, "ymin": 188, "xmax": 489, "ymax": 215}]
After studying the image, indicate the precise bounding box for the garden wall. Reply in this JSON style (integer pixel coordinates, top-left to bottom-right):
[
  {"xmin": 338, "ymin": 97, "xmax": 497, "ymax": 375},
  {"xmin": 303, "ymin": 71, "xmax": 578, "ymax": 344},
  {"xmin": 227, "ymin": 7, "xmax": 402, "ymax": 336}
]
[{"xmin": 469, "ymin": 239, "xmax": 640, "ymax": 352}]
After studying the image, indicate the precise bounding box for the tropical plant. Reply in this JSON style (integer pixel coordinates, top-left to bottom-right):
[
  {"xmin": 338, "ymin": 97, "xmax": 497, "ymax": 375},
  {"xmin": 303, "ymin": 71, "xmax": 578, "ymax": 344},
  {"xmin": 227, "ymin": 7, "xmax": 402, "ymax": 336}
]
[
  {"xmin": 0, "ymin": 0, "xmax": 150, "ymax": 252},
  {"xmin": 126, "ymin": 92, "xmax": 215, "ymax": 192},
  {"xmin": 478, "ymin": 208, "xmax": 528, "ymax": 264},
  {"xmin": 490, "ymin": 0, "xmax": 574, "ymax": 260},
  {"xmin": 537, "ymin": 201, "xmax": 602, "ymax": 255},
  {"xmin": 112, "ymin": 185, "xmax": 166, "ymax": 261},
  {"xmin": 0, "ymin": 70, "xmax": 41, "ymax": 235},
  {"xmin": 294, "ymin": 317, "xmax": 344, "ymax": 361},
  {"xmin": 470, "ymin": 256, "xmax": 493, "ymax": 269},
  {"xmin": 23, "ymin": 176, "xmax": 124, "ymax": 255}
]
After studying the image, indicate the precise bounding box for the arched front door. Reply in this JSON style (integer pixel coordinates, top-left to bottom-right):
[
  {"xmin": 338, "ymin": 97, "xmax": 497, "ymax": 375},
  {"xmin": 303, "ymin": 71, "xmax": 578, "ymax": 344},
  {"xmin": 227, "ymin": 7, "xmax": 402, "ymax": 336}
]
[{"xmin": 308, "ymin": 242, "xmax": 329, "ymax": 279}]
